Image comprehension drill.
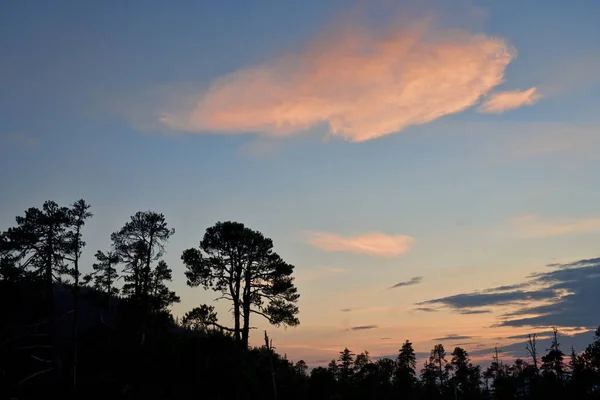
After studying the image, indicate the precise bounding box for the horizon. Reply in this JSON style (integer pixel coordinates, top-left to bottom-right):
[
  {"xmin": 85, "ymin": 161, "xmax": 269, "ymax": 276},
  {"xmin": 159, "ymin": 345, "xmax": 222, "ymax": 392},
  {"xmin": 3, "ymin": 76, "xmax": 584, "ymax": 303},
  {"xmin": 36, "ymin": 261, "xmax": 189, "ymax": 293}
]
[{"xmin": 2, "ymin": 0, "xmax": 600, "ymax": 368}]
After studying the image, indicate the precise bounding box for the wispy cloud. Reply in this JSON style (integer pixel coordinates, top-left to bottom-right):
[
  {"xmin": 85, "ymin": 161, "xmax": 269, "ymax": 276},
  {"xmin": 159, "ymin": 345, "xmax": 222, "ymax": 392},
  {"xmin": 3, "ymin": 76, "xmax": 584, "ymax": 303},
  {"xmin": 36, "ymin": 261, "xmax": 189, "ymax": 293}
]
[
  {"xmin": 348, "ymin": 325, "xmax": 378, "ymax": 331},
  {"xmin": 159, "ymin": 15, "xmax": 516, "ymax": 142},
  {"xmin": 414, "ymin": 307, "xmax": 438, "ymax": 313},
  {"xmin": 432, "ymin": 334, "xmax": 474, "ymax": 341},
  {"xmin": 307, "ymin": 232, "xmax": 414, "ymax": 257},
  {"xmin": 478, "ymin": 87, "xmax": 541, "ymax": 114},
  {"xmin": 459, "ymin": 309, "xmax": 492, "ymax": 315},
  {"xmin": 1, "ymin": 132, "xmax": 39, "ymax": 148},
  {"xmin": 388, "ymin": 276, "xmax": 423, "ymax": 289},
  {"xmin": 511, "ymin": 214, "xmax": 600, "ymax": 238}
]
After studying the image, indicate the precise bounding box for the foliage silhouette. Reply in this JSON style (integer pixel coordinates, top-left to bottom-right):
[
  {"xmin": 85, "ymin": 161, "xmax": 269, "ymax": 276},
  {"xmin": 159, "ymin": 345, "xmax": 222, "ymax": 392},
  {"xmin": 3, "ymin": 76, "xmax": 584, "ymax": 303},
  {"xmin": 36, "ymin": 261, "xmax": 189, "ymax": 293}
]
[{"xmin": 182, "ymin": 221, "xmax": 299, "ymax": 348}]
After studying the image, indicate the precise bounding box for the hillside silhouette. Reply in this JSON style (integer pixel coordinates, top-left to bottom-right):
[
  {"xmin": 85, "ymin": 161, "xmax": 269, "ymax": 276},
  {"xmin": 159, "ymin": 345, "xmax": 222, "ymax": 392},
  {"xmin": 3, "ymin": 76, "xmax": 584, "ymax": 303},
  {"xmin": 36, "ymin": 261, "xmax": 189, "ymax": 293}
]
[{"xmin": 2, "ymin": 199, "xmax": 600, "ymax": 399}]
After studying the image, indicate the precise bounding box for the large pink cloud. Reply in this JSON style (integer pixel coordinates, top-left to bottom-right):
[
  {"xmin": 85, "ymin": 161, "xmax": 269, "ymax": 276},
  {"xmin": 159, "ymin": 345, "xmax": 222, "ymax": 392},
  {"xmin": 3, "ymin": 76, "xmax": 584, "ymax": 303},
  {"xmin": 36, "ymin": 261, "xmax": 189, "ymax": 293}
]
[
  {"xmin": 307, "ymin": 232, "xmax": 415, "ymax": 257},
  {"xmin": 160, "ymin": 19, "xmax": 517, "ymax": 142}
]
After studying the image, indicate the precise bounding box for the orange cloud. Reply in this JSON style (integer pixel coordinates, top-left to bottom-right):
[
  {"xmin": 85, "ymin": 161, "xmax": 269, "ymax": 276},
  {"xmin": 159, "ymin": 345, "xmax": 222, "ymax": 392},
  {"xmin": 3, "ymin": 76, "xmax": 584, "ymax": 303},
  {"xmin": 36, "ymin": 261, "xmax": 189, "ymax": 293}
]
[
  {"xmin": 511, "ymin": 214, "xmax": 600, "ymax": 238},
  {"xmin": 160, "ymin": 18, "xmax": 516, "ymax": 142},
  {"xmin": 307, "ymin": 232, "xmax": 414, "ymax": 256},
  {"xmin": 478, "ymin": 87, "xmax": 541, "ymax": 113}
]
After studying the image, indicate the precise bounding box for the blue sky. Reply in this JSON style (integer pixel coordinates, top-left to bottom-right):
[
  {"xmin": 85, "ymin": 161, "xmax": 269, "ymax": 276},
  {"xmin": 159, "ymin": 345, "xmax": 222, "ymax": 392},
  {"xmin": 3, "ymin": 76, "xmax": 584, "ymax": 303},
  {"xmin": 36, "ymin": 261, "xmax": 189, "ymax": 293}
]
[{"xmin": 2, "ymin": 0, "xmax": 600, "ymax": 365}]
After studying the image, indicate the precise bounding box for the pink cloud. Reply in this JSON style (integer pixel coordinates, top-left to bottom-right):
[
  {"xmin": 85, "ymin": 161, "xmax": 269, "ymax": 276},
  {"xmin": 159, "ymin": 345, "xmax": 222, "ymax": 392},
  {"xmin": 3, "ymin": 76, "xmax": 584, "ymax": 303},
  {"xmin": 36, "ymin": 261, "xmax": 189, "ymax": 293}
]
[
  {"xmin": 307, "ymin": 232, "xmax": 415, "ymax": 257},
  {"xmin": 160, "ymin": 18, "xmax": 516, "ymax": 142},
  {"xmin": 478, "ymin": 87, "xmax": 541, "ymax": 114}
]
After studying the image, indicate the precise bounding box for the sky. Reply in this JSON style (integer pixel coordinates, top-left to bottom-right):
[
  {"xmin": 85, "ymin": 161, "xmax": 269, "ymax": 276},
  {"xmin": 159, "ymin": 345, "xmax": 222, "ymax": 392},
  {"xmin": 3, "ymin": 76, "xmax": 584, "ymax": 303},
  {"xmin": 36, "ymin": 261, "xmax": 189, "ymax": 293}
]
[{"xmin": 2, "ymin": 0, "xmax": 600, "ymax": 367}]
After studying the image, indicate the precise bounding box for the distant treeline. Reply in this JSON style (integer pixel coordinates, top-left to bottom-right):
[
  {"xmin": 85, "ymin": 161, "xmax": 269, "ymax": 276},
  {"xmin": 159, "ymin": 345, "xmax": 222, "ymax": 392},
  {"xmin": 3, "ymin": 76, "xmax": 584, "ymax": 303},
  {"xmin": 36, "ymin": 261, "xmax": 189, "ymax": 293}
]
[{"xmin": 1, "ymin": 199, "xmax": 600, "ymax": 399}]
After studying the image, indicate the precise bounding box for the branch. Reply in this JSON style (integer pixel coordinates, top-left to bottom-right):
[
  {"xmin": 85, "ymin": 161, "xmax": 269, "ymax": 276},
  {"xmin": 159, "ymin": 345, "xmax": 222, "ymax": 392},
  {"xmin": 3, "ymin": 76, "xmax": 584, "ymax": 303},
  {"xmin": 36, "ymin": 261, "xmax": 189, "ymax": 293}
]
[
  {"xmin": 250, "ymin": 309, "xmax": 275, "ymax": 324},
  {"xmin": 30, "ymin": 355, "xmax": 53, "ymax": 363},
  {"xmin": 19, "ymin": 367, "xmax": 55, "ymax": 385},
  {"xmin": 211, "ymin": 322, "xmax": 236, "ymax": 332},
  {"xmin": 214, "ymin": 293, "xmax": 234, "ymax": 302}
]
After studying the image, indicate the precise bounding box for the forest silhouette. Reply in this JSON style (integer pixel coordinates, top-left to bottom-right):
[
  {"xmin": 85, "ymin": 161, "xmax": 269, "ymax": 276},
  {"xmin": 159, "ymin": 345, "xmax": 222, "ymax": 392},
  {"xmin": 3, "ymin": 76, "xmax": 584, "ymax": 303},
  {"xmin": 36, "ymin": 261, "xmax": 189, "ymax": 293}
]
[{"xmin": 2, "ymin": 199, "xmax": 600, "ymax": 399}]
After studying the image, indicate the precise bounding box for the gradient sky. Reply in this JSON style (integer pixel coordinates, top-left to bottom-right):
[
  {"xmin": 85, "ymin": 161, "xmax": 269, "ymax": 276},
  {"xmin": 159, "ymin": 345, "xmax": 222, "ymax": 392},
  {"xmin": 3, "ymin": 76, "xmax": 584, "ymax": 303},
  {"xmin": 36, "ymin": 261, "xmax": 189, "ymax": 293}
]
[{"xmin": 2, "ymin": 0, "xmax": 600, "ymax": 366}]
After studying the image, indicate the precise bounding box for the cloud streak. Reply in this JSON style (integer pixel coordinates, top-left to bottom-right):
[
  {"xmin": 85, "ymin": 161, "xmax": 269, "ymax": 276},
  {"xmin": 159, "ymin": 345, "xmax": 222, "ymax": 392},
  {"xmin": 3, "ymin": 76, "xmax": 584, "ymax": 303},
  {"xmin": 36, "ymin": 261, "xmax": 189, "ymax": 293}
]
[
  {"xmin": 348, "ymin": 325, "xmax": 378, "ymax": 331},
  {"xmin": 478, "ymin": 87, "xmax": 541, "ymax": 114},
  {"xmin": 388, "ymin": 276, "xmax": 423, "ymax": 289},
  {"xmin": 511, "ymin": 214, "xmax": 600, "ymax": 238},
  {"xmin": 414, "ymin": 307, "xmax": 438, "ymax": 313},
  {"xmin": 432, "ymin": 334, "xmax": 474, "ymax": 341},
  {"xmin": 159, "ymin": 17, "xmax": 517, "ymax": 142},
  {"xmin": 307, "ymin": 232, "xmax": 414, "ymax": 257}
]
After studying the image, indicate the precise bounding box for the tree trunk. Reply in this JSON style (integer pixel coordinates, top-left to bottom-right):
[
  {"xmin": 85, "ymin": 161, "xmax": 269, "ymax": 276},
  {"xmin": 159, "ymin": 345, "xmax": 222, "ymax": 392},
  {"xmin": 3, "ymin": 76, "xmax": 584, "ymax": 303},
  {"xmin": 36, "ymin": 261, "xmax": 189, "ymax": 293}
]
[
  {"xmin": 241, "ymin": 302, "xmax": 250, "ymax": 348},
  {"xmin": 72, "ymin": 232, "xmax": 80, "ymax": 393},
  {"xmin": 241, "ymin": 271, "xmax": 252, "ymax": 348},
  {"xmin": 140, "ymin": 233, "xmax": 153, "ymax": 346},
  {"xmin": 233, "ymin": 298, "xmax": 241, "ymax": 343},
  {"xmin": 45, "ymin": 232, "xmax": 54, "ymax": 318}
]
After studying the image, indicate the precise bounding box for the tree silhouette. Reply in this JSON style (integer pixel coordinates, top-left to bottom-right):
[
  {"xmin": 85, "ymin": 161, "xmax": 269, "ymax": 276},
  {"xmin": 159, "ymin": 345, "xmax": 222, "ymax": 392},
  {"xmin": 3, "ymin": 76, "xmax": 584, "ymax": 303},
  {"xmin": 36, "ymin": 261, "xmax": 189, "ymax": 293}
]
[
  {"xmin": 64, "ymin": 199, "xmax": 92, "ymax": 393},
  {"xmin": 0, "ymin": 200, "xmax": 81, "ymax": 390},
  {"xmin": 583, "ymin": 327, "xmax": 600, "ymax": 373},
  {"xmin": 354, "ymin": 350, "xmax": 371, "ymax": 373},
  {"xmin": 148, "ymin": 260, "xmax": 180, "ymax": 314},
  {"xmin": 111, "ymin": 211, "xmax": 175, "ymax": 344},
  {"xmin": 450, "ymin": 346, "xmax": 480, "ymax": 396},
  {"xmin": 430, "ymin": 343, "xmax": 449, "ymax": 388},
  {"xmin": 181, "ymin": 304, "xmax": 219, "ymax": 332},
  {"xmin": 294, "ymin": 360, "xmax": 308, "ymax": 376},
  {"xmin": 541, "ymin": 327, "xmax": 566, "ymax": 381},
  {"xmin": 395, "ymin": 340, "xmax": 417, "ymax": 395},
  {"xmin": 182, "ymin": 221, "xmax": 299, "ymax": 348},
  {"xmin": 420, "ymin": 359, "xmax": 439, "ymax": 396},
  {"xmin": 3, "ymin": 201, "xmax": 72, "ymax": 309},
  {"xmin": 88, "ymin": 250, "xmax": 120, "ymax": 296}
]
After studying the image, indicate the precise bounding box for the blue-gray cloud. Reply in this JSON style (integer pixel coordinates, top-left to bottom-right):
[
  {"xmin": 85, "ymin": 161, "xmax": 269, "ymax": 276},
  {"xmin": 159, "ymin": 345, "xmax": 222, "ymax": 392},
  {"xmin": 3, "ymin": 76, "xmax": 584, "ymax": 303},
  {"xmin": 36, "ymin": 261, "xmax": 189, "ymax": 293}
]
[
  {"xmin": 416, "ymin": 289, "xmax": 558, "ymax": 310},
  {"xmin": 481, "ymin": 283, "xmax": 531, "ymax": 293},
  {"xmin": 471, "ymin": 329, "xmax": 596, "ymax": 359},
  {"xmin": 388, "ymin": 276, "xmax": 423, "ymax": 289},
  {"xmin": 348, "ymin": 325, "xmax": 378, "ymax": 331},
  {"xmin": 413, "ymin": 307, "xmax": 437, "ymax": 313},
  {"xmin": 415, "ymin": 257, "xmax": 600, "ymax": 329},
  {"xmin": 496, "ymin": 259, "xmax": 600, "ymax": 328},
  {"xmin": 505, "ymin": 331, "xmax": 556, "ymax": 340},
  {"xmin": 459, "ymin": 309, "xmax": 492, "ymax": 315},
  {"xmin": 377, "ymin": 352, "xmax": 430, "ymax": 361},
  {"xmin": 432, "ymin": 334, "xmax": 474, "ymax": 341}
]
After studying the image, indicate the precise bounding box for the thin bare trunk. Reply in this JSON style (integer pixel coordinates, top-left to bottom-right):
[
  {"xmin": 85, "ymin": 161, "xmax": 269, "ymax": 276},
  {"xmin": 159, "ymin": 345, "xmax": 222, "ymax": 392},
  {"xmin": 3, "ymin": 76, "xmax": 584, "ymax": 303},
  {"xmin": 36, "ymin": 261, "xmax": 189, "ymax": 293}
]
[
  {"xmin": 72, "ymin": 227, "xmax": 80, "ymax": 393},
  {"xmin": 526, "ymin": 334, "xmax": 538, "ymax": 373}
]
